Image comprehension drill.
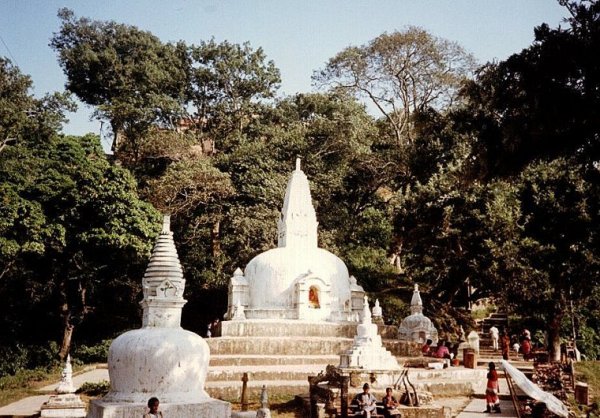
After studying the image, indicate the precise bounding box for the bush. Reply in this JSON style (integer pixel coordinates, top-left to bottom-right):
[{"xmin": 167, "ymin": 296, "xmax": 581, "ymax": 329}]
[
  {"xmin": 0, "ymin": 367, "xmax": 53, "ymax": 391},
  {"xmin": 0, "ymin": 342, "xmax": 60, "ymax": 376},
  {"xmin": 72, "ymin": 340, "xmax": 112, "ymax": 364},
  {"xmin": 76, "ymin": 380, "xmax": 110, "ymax": 396}
]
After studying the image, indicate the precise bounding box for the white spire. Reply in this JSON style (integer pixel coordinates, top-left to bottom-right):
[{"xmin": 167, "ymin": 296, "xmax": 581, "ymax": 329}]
[
  {"xmin": 362, "ymin": 295, "xmax": 372, "ymax": 324},
  {"xmin": 410, "ymin": 283, "xmax": 423, "ymax": 315},
  {"xmin": 277, "ymin": 158, "xmax": 318, "ymax": 249},
  {"xmin": 141, "ymin": 215, "xmax": 187, "ymax": 328},
  {"xmin": 142, "ymin": 215, "xmax": 185, "ymax": 300}
]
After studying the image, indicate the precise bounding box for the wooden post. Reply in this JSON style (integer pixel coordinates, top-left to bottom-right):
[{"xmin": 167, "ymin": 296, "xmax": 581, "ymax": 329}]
[
  {"xmin": 575, "ymin": 382, "xmax": 589, "ymax": 406},
  {"xmin": 340, "ymin": 375, "xmax": 349, "ymax": 418},
  {"xmin": 241, "ymin": 372, "xmax": 249, "ymax": 411},
  {"xmin": 308, "ymin": 375, "xmax": 318, "ymax": 418}
]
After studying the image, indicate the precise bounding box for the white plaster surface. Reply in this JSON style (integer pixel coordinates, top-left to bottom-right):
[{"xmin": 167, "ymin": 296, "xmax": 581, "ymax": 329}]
[{"xmin": 105, "ymin": 327, "xmax": 210, "ymax": 403}]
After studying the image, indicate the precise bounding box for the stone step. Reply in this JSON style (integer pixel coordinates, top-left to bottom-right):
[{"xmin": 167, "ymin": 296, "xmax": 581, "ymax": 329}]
[
  {"xmin": 206, "ymin": 377, "xmax": 481, "ymax": 400},
  {"xmin": 207, "ymin": 365, "xmax": 324, "ymax": 382},
  {"xmin": 209, "ymin": 354, "xmax": 340, "ymax": 367},
  {"xmin": 207, "ymin": 336, "xmax": 352, "ymax": 356},
  {"xmin": 207, "ymin": 336, "xmax": 419, "ymax": 357},
  {"xmin": 207, "ymin": 364, "xmax": 488, "ymax": 384},
  {"xmin": 206, "ymin": 379, "xmax": 309, "ymax": 400},
  {"xmin": 219, "ymin": 320, "xmax": 398, "ymax": 339}
]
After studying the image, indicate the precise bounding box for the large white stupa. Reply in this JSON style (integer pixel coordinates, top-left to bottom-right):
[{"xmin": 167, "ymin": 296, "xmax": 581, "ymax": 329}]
[
  {"xmin": 88, "ymin": 216, "xmax": 230, "ymax": 418},
  {"xmin": 226, "ymin": 158, "xmax": 365, "ymax": 322}
]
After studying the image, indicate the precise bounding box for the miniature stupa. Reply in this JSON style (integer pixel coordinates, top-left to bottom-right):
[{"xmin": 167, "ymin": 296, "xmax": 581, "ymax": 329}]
[
  {"xmin": 88, "ymin": 216, "xmax": 230, "ymax": 418},
  {"xmin": 398, "ymin": 284, "xmax": 439, "ymax": 344},
  {"xmin": 339, "ymin": 297, "xmax": 400, "ymax": 370},
  {"xmin": 40, "ymin": 355, "xmax": 86, "ymax": 417},
  {"xmin": 226, "ymin": 158, "xmax": 365, "ymax": 322}
]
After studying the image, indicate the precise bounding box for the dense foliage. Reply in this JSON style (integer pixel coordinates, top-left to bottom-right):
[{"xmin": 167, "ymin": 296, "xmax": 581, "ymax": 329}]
[{"xmin": 0, "ymin": 2, "xmax": 598, "ymax": 375}]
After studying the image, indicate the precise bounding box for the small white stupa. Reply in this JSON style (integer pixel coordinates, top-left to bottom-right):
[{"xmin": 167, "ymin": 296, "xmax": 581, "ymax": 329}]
[
  {"xmin": 226, "ymin": 158, "xmax": 365, "ymax": 322},
  {"xmin": 40, "ymin": 355, "xmax": 86, "ymax": 417},
  {"xmin": 398, "ymin": 284, "xmax": 439, "ymax": 344},
  {"xmin": 339, "ymin": 297, "xmax": 400, "ymax": 370},
  {"xmin": 88, "ymin": 216, "xmax": 230, "ymax": 418}
]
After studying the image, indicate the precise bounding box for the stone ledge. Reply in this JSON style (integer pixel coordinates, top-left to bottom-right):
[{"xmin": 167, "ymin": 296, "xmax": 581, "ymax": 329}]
[{"xmin": 88, "ymin": 399, "xmax": 231, "ymax": 418}]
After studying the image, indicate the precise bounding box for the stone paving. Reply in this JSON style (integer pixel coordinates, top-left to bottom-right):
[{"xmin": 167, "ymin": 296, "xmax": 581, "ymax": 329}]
[
  {"xmin": 37, "ymin": 368, "xmax": 109, "ymax": 393},
  {"xmin": 0, "ymin": 368, "xmax": 109, "ymax": 418},
  {"xmin": 0, "ymin": 395, "xmax": 49, "ymax": 417},
  {"xmin": 0, "ymin": 361, "xmax": 523, "ymax": 417},
  {"xmin": 456, "ymin": 398, "xmax": 517, "ymax": 418}
]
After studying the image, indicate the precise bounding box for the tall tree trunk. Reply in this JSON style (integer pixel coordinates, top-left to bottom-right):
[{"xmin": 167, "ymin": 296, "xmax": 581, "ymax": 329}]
[
  {"xmin": 59, "ymin": 318, "xmax": 74, "ymax": 361},
  {"xmin": 211, "ymin": 220, "xmax": 221, "ymax": 258},
  {"xmin": 547, "ymin": 313, "xmax": 563, "ymax": 362}
]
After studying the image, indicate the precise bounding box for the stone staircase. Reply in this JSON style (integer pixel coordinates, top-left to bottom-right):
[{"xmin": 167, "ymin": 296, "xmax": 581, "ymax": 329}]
[
  {"xmin": 476, "ymin": 312, "xmax": 508, "ymax": 360},
  {"xmin": 204, "ymin": 320, "xmax": 420, "ymax": 400}
]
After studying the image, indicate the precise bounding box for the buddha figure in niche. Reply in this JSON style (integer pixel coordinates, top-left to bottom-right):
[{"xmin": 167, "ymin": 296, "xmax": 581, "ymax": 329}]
[{"xmin": 309, "ymin": 286, "xmax": 320, "ymax": 308}]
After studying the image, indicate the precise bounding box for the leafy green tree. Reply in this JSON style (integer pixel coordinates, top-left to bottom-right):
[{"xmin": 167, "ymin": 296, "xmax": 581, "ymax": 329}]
[
  {"xmin": 0, "ymin": 57, "xmax": 76, "ymax": 153},
  {"xmin": 185, "ymin": 39, "xmax": 281, "ymax": 150},
  {"xmin": 0, "ymin": 131, "xmax": 160, "ymax": 360},
  {"xmin": 50, "ymin": 8, "xmax": 188, "ymax": 153},
  {"xmin": 314, "ymin": 27, "xmax": 476, "ymax": 145},
  {"xmin": 460, "ymin": 0, "xmax": 600, "ymax": 178},
  {"xmin": 501, "ymin": 159, "xmax": 599, "ymax": 360},
  {"xmin": 0, "ymin": 57, "xmax": 33, "ymax": 152}
]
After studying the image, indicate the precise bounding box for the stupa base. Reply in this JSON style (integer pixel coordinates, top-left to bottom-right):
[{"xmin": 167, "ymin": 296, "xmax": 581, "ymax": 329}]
[{"xmin": 88, "ymin": 398, "xmax": 231, "ymax": 418}]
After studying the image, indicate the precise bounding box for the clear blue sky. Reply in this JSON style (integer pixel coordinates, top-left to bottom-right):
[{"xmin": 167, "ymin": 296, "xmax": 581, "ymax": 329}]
[{"xmin": 1, "ymin": 0, "xmax": 569, "ymax": 140}]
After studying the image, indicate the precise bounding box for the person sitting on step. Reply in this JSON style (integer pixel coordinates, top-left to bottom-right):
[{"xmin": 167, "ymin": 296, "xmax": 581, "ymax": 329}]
[{"xmin": 353, "ymin": 383, "xmax": 378, "ymax": 417}]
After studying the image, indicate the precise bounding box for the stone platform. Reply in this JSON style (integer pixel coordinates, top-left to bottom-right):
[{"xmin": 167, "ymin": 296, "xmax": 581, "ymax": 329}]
[
  {"xmin": 88, "ymin": 398, "xmax": 231, "ymax": 418},
  {"xmin": 220, "ymin": 319, "xmax": 399, "ymax": 339},
  {"xmin": 206, "ymin": 319, "xmax": 419, "ymax": 399}
]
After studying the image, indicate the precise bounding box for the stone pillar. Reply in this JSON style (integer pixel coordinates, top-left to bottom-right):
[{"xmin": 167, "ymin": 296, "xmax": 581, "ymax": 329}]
[{"xmin": 227, "ymin": 268, "xmax": 248, "ymax": 319}]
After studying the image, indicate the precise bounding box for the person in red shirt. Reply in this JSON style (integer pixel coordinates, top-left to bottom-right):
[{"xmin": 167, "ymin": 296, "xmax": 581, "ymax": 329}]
[
  {"xmin": 435, "ymin": 340, "xmax": 450, "ymax": 359},
  {"xmin": 484, "ymin": 362, "xmax": 501, "ymax": 413},
  {"xmin": 421, "ymin": 339, "xmax": 433, "ymax": 356},
  {"xmin": 500, "ymin": 330, "xmax": 511, "ymax": 360},
  {"xmin": 521, "ymin": 337, "xmax": 532, "ymax": 360}
]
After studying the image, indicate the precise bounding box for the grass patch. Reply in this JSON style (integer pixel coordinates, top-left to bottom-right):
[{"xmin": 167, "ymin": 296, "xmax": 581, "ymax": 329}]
[
  {"xmin": 0, "ymin": 367, "xmax": 62, "ymax": 407},
  {"xmin": 575, "ymin": 361, "xmax": 600, "ymax": 402},
  {"xmin": 571, "ymin": 361, "xmax": 600, "ymax": 418}
]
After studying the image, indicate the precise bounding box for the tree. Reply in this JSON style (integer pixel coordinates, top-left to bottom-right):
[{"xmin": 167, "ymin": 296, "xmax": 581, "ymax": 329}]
[
  {"xmin": 0, "ymin": 132, "xmax": 160, "ymax": 359},
  {"xmin": 452, "ymin": 0, "xmax": 600, "ymax": 359},
  {"xmin": 460, "ymin": 0, "xmax": 600, "ymax": 178},
  {"xmin": 50, "ymin": 8, "xmax": 188, "ymax": 153},
  {"xmin": 0, "ymin": 57, "xmax": 33, "ymax": 153},
  {"xmin": 501, "ymin": 159, "xmax": 599, "ymax": 360},
  {"xmin": 0, "ymin": 57, "xmax": 76, "ymax": 153},
  {"xmin": 185, "ymin": 39, "xmax": 280, "ymax": 150},
  {"xmin": 314, "ymin": 27, "xmax": 476, "ymax": 145}
]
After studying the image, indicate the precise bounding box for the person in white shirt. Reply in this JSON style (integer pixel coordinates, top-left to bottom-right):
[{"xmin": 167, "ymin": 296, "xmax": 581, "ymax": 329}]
[
  {"xmin": 143, "ymin": 397, "xmax": 163, "ymax": 418},
  {"xmin": 354, "ymin": 383, "xmax": 378, "ymax": 417},
  {"xmin": 489, "ymin": 326, "xmax": 499, "ymax": 352}
]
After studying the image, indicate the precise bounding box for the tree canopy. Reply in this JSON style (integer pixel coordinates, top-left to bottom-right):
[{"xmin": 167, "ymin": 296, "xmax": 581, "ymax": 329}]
[
  {"xmin": 314, "ymin": 27, "xmax": 476, "ymax": 145},
  {"xmin": 1, "ymin": 1, "xmax": 599, "ymax": 370}
]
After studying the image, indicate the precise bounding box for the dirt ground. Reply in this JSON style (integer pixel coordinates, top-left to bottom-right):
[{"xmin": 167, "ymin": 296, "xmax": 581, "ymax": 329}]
[{"xmin": 229, "ymin": 395, "xmax": 472, "ymax": 417}]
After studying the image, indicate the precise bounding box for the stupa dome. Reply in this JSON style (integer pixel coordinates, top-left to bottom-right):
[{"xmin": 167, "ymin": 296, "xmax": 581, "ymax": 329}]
[
  {"xmin": 398, "ymin": 284, "xmax": 439, "ymax": 344},
  {"xmin": 104, "ymin": 328, "xmax": 210, "ymax": 403},
  {"xmin": 245, "ymin": 246, "xmax": 351, "ymax": 310},
  {"xmin": 227, "ymin": 158, "xmax": 364, "ymax": 322},
  {"xmin": 103, "ymin": 216, "xmax": 211, "ymax": 403}
]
